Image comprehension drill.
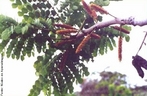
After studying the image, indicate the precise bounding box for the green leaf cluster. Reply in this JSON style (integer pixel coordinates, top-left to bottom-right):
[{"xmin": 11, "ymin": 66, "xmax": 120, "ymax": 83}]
[
  {"xmin": 0, "ymin": 16, "xmax": 54, "ymax": 60},
  {"xmin": 29, "ymin": 48, "xmax": 89, "ymax": 96},
  {"xmin": 11, "ymin": 0, "xmax": 59, "ymax": 23},
  {"xmin": 80, "ymin": 71, "xmax": 132, "ymax": 96},
  {"xmin": 0, "ymin": 15, "xmax": 17, "ymax": 39}
]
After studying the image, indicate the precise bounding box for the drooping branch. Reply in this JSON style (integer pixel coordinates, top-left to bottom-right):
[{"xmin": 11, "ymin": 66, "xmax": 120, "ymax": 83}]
[{"xmin": 76, "ymin": 16, "xmax": 147, "ymax": 38}]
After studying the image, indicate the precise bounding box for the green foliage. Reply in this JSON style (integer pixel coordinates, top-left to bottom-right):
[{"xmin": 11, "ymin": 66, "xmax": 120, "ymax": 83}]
[
  {"xmin": 94, "ymin": 0, "xmax": 110, "ymax": 6},
  {"xmin": 99, "ymin": 71, "xmax": 132, "ymax": 96},
  {"xmin": 0, "ymin": 0, "xmax": 131, "ymax": 95},
  {"xmin": 108, "ymin": 84, "xmax": 132, "ymax": 96},
  {"xmin": 80, "ymin": 71, "xmax": 132, "ymax": 96},
  {"xmin": 31, "ymin": 49, "xmax": 89, "ymax": 96},
  {"xmin": 0, "ymin": 15, "xmax": 17, "ymax": 35},
  {"xmin": 1, "ymin": 28, "xmax": 12, "ymax": 40}
]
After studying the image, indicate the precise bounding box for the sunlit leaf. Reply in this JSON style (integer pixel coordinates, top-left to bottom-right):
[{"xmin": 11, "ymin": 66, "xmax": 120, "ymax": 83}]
[
  {"xmin": 122, "ymin": 25, "xmax": 132, "ymax": 31},
  {"xmin": 21, "ymin": 55, "xmax": 25, "ymax": 61},
  {"xmin": 16, "ymin": 0, "xmax": 22, "ymax": 5},
  {"xmin": 99, "ymin": 37, "xmax": 105, "ymax": 55},
  {"xmin": 0, "ymin": 40, "xmax": 9, "ymax": 53},
  {"xmin": 18, "ymin": 5, "xmax": 23, "ymax": 10},
  {"xmin": 12, "ymin": 54, "xmax": 15, "ymax": 59},
  {"xmin": 10, "ymin": 0, "xmax": 14, "ymax": 2},
  {"xmin": 22, "ymin": 24, "xmax": 29, "ymax": 34},
  {"xmin": 110, "ymin": 37, "xmax": 116, "ymax": 47},
  {"xmin": 103, "ymin": 0, "xmax": 110, "ymax": 6},
  {"xmin": 12, "ymin": 3, "xmax": 18, "ymax": 8},
  {"xmin": 1, "ymin": 28, "xmax": 11, "ymax": 40},
  {"xmin": 107, "ymin": 38, "xmax": 113, "ymax": 51},
  {"xmin": 94, "ymin": 0, "xmax": 110, "ymax": 6},
  {"xmin": 18, "ymin": 11, "xmax": 24, "ymax": 16},
  {"xmin": 6, "ymin": 38, "xmax": 17, "ymax": 58},
  {"xmin": 125, "ymin": 35, "xmax": 130, "ymax": 42},
  {"xmin": 72, "ymin": 5, "xmax": 78, "ymax": 10},
  {"xmin": 27, "ymin": 17, "xmax": 33, "ymax": 23},
  {"xmin": 22, "ymin": 7, "xmax": 28, "ymax": 13},
  {"xmin": 14, "ymin": 25, "xmax": 22, "ymax": 34},
  {"xmin": 23, "ymin": 15, "xmax": 29, "ymax": 20}
]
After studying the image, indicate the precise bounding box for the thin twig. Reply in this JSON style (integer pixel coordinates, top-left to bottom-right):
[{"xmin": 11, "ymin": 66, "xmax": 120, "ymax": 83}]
[{"xmin": 136, "ymin": 31, "xmax": 147, "ymax": 55}]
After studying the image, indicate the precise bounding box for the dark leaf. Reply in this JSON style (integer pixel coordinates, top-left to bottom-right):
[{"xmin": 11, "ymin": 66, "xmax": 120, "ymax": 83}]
[
  {"xmin": 132, "ymin": 55, "xmax": 146, "ymax": 78},
  {"xmin": 26, "ymin": 4, "xmax": 33, "ymax": 11},
  {"xmin": 46, "ymin": 2, "xmax": 52, "ymax": 8},
  {"xmin": 133, "ymin": 55, "xmax": 147, "ymax": 69},
  {"xmin": 59, "ymin": 50, "xmax": 69, "ymax": 72},
  {"xmin": 51, "ymin": 10, "xmax": 56, "ymax": 16},
  {"xmin": 28, "ymin": 0, "xmax": 32, "ymax": 2},
  {"xmin": 35, "ymin": 11, "xmax": 40, "ymax": 18},
  {"xmin": 32, "ymin": 4, "xmax": 37, "ymax": 10},
  {"xmin": 29, "ymin": 12, "xmax": 35, "ymax": 18},
  {"xmin": 40, "ymin": 3, "xmax": 46, "ymax": 8}
]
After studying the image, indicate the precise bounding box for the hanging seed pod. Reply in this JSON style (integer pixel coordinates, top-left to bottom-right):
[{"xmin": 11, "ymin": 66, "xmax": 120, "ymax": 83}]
[
  {"xmin": 118, "ymin": 36, "xmax": 122, "ymax": 61},
  {"xmin": 91, "ymin": 10, "xmax": 97, "ymax": 20},
  {"xmin": 54, "ymin": 23, "xmax": 75, "ymax": 29},
  {"xmin": 132, "ymin": 55, "xmax": 145, "ymax": 78},
  {"xmin": 90, "ymin": 33, "xmax": 101, "ymax": 39},
  {"xmin": 90, "ymin": 3, "xmax": 108, "ymax": 14},
  {"xmin": 82, "ymin": 0, "xmax": 92, "ymax": 15},
  {"xmin": 59, "ymin": 50, "xmax": 69, "ymax": 72},
  {"xmin": 56, "ymin": 29, "xmax": 77, "ymax": 34},
  {"xmin": 112, "ymin": 26, "xmax": 130, "ymax": 34},
  {"xmin": 76, "ymin": 34, "xmax": 91, "ymax": 53},
  {"xmin": 54, "ymin": 40, "xmax": 74, "ymax": 47}
]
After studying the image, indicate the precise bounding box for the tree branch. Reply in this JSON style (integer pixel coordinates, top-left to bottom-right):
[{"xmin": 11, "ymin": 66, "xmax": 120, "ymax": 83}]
[
  {"xmin": 76, "ymin": 16, "xmax": 147, "ymax": 38},
  {"xmin": 136, "ymin": 32, "xmax": 147, "ymax": 55}
]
